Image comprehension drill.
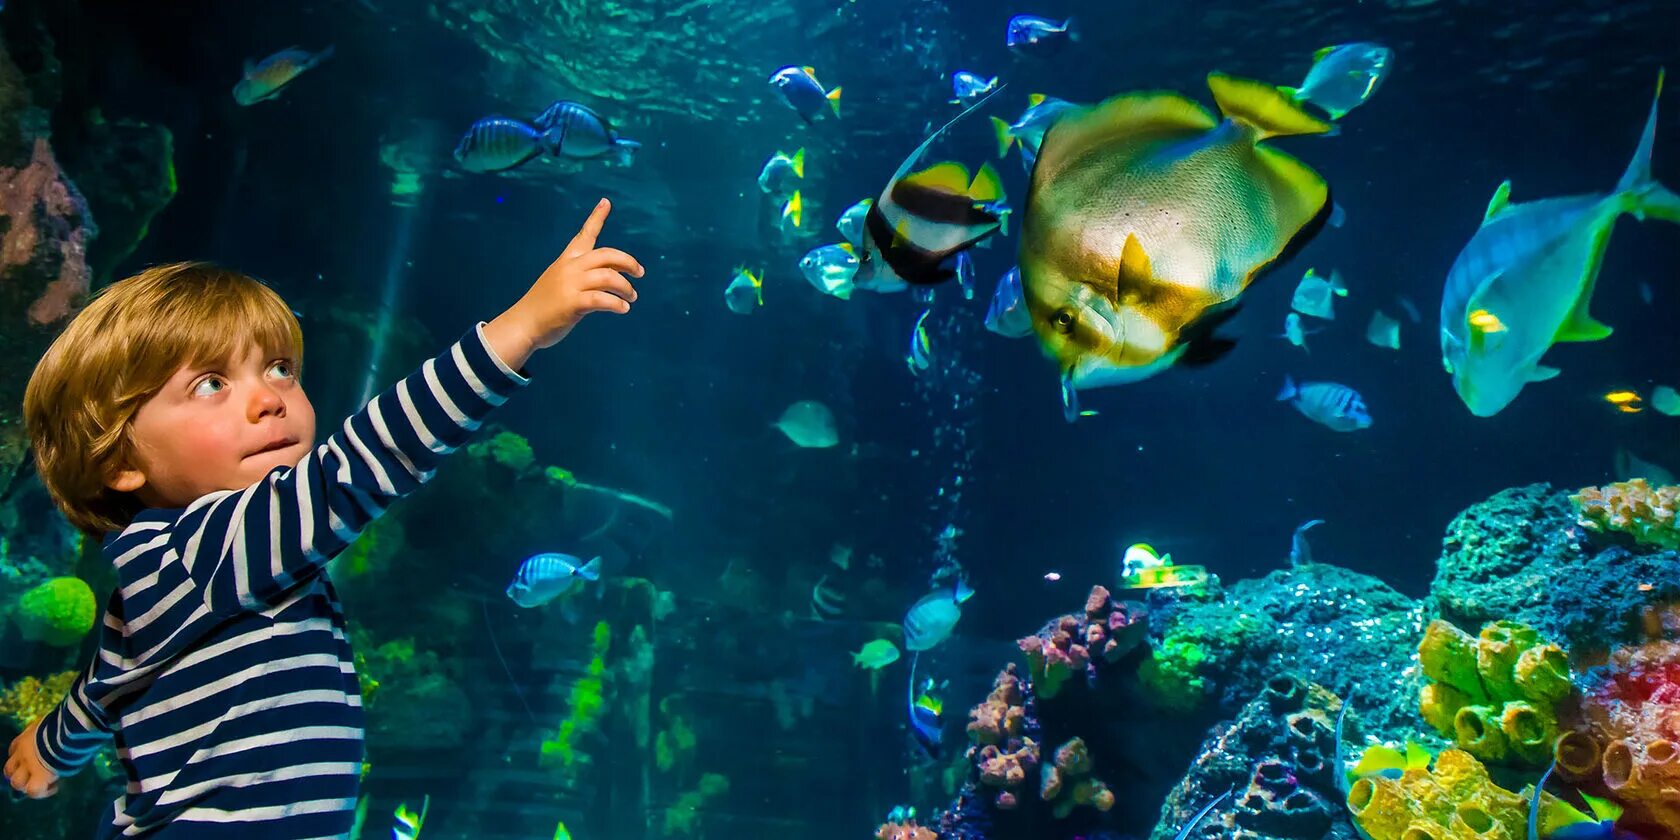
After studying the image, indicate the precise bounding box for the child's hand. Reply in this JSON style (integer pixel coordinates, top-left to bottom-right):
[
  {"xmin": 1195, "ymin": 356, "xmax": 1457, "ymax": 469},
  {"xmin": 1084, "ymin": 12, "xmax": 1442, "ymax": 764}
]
[
  {"xmin": 4, "ymin": 720, "xmax": 60, "ymax": 800},
  {"xmin": 485, "ymin": 198, "xmax": 645, "ymax": 368}
]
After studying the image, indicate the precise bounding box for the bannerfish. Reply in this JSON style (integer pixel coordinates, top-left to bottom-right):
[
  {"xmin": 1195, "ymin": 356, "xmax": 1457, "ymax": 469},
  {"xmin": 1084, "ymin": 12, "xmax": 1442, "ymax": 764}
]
[
  {"xmin": 453, "ymin": 117, "xmax": 550, "ymax": 174},
  {"xmin": 1441, "ymin": 70, "xmax": 1680, "ymax": 417},
  {"xmin": 774, "ymin": 400, "xmax": 840, "ymax": 448},
  {"xmin": 759, "ymin": 148, "xmax": 805, "ymax": 197},
  {"xmin": 1281, "ymin": 43, "xmax": 1393, "ymax": 120},
  {"xmin": 799, "ymin": 243, "xmax": 860, "ymax": 299},
  {"xmin": 1367, "ymin": 309, "xmax": 1401, "ymax": 349},
  {"xmin": 769, "ymin": 65, "xmax": 842, "ymax": 123},
  {"xmin": 1277, "ymin": 376, "xmax": 1372, "ymax": 432},
  {"xmin": 836, "ymin": 198, "xmax": 872, "ymax": 246},
  {"xmin": 954, "ymin": 251, "xmax": 976, "ymax": 299},
  {"xmin": 852, "ymin": 639, "xmax": 900, "ymax": 669},
  {"xmin": 811, "ymin": 573, "xmax": 846, "ymax": 619},
  {"xmin": 906, "ymin": 308, "xmax": 934, "ymax": 374},
  {"xmin": 723, "ymin": 267, "xmax": 764, "ymax": 314},
  {"xmin": 991, "ymin": 93, "xmax": 1079, "ymax": 172},
  {"xmin": 1022, "ymin": 73, "xmax": 1336, "ymax": 409},
  {"xmin": 1292, "ymin": 268, "xmax": 1348, "ymax": 320},
  {"xmin": 855, "ymin": 87, "xmax": 1011, "ymax": 288},
  {"xmin": 532, "ymin": 100, "xmax": 641, "ymax": 167},
  {"xmin": 951, "ymin": 71, "xmax": 1000, "ymax": 106},
  {"xmin": 1289, "ymin": 519, "xmax": 1324, "ymax": 567},
  {"xmin": 902, "ymin": 578, "xmax": 974, "ymax": 652},
  {"xmin": 507, "ymin": 554, "xmax": 602, "ymax": 608},
  {"xmin": 985, "ymin": 266, "xmax": 1033, "ymax": 338},
  {"xmin": 233, "ymin": 45, "xmax": 335, "ymax": 105},
  {"xmin": 1005, "ymin": 15, "xmax": 1075, "ymax": 57},
  {"xmin": 906, "ymin": 656, "xmax": 945, "ymax": 758}
]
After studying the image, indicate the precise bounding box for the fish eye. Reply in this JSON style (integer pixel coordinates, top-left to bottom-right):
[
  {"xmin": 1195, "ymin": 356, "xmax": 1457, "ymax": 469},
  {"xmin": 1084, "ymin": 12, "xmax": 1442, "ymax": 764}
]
[{"xmin": 1051, "ymin": 308, "xmax": 1076, "ymax": 335}]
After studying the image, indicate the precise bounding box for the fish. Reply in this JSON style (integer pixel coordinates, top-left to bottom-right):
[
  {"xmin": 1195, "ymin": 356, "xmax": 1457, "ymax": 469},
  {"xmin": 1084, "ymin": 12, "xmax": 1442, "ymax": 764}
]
[
  {"xmin": 902, "ymin": 578, "xmax": 974, "ymax": 652},
  {"xmin": 1005, "ymin": 15, "xmax": 1076, "ymax": 57},
  {"xmin": 1280, "ymin": 43, "xmax": 1393, "ymax": 120},
  {"xmin": 1289, "ymin": 519, "xmax": 1324, "ymax": 567},
  {"xmin": 1021, "ymin": 73, "xmax": 1336, "ymax": 402},
  {"xmin": 852, "ymin": 638, "xmax": 900, "ymax": 669},
  {"xmin": 1043, "ymin": 571, "xmax": 1062, "ymax": 582},
  {"xmin": 531, "ymin": 100, "xmax": 641, "ymax": 167},
  {"xmin": 950, "ymin": 71, "xmax": 1000, "ymax": 106},
  {"xmin": 232, "ymin": 45, "xmax": 335, "ymax": 105},
  {"xmin": 906, "ymin": 654, "xmax": 945, "ymax": 758},
  {"xmin": 723, "ymin": 267, "xmax": 764, "ymax": 315},
  {"xmin": 1175, "ymin": 789, "xmax": 1233, "ymax": 840},
  {"xmin": 1281, "ymin": 312, "xmax": 1314, "ymax": 352},
  {"xmin": 1119, "ymin": 543, "xmax": 1209, "ymax": 589},
  {"xmin": 1527, "ymin": 763, "xmax": 1639, "ymax": 840},
  {"xmin": 1397, "ymin": 296, "xmax": 1422, "ymax": 324},
  {"xmin": 453, "ymin": 117, "xmax": 551, "ymax": 174},
  {"xmin": 955, "ymin": 251, "xmax": 976, "ymax": 299},
  {"xmin": 774, "ymin": 400, "xmax": 840, "ymax": 448},
  {"xmin": 1602, "ymin": 390, "xmax": 1643, "ymax": 413},
  {"xmin": 836, "ymin": 198, "xmax": 872, "ymax": 246},
  {"xmin": 781, "ymin": 191, "xmax": 804, "ymax": 229},
  {"xmin": 1441, "ymin": 70, "xmax": 1680, "ymax": 417},
  {"xmin": 990, "ymin": 93, "xmax": 1078, "ymax": 172},
  {"xmin": 391, "ymin": 796, "xmax": 428, "ymax": 840},
  {"xmin": 1614, "ymin": 448, "xmax": 1677, "ymax": 485},
  {"xmin": 885, "ymin": 806, "xmax": 917, "ymax": 824},
  {"xmin": 855, "ymin": 87, "xmax": 1011, "ymax": 288},
  {"xmin": 769, "ymin": 65, "xmax": 842, "ymax": 123},
  {"xmin": 1653, "ymin": 385, "xmax": 1680, "ymax": 415},
  {"xmin": 811, "ymin": 573, "xmax": 846, "ymax": 619},
  {"xmin": 985, "ymin": 266, "xmax": 1033, "ymax": 338},
  {"xmin": 1366, "ymin": 309, "xmax": 1401, "ymax": 350},
  {"xmin": 799, "ymin": 243, "xmax": 860, "ymax": 300},
  {"xmin": 506, "ymin": 554, "xmax": 603, "ymax": 608},
  {"xmin": 1639, "ymin": 280, "xmax": 1655, "ymax": 304},
  {"xmin": 1349, "ymin": 740, "xmax": 1431, "ymax": 781},
  {"xmin": 1277, "ymin": 376, "xmax": 1372, "ymax": 432},
  {"xmin": 906, "ymin": 308, "xmax": 934, "ymax": 374},
  {"xmin": 1292, "ymin": 268, "xmax": 1348, "ymax": 320},
  {"xmin": 758, "ymin": 148, "xmax": 805, "ymax": 197}
]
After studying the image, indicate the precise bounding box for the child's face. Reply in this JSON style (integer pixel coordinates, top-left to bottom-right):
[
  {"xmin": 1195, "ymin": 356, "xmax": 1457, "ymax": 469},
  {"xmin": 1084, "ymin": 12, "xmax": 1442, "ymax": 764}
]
[{"xmin": 110, "ymin": 341, "xmax": 316, "ymax": 508}]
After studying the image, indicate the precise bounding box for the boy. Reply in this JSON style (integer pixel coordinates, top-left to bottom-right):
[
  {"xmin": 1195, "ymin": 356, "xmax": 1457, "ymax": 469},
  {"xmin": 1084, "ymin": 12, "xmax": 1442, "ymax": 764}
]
[{"xmin": 3, "ymin": 199, "xmax": 643, "ymax": 837}]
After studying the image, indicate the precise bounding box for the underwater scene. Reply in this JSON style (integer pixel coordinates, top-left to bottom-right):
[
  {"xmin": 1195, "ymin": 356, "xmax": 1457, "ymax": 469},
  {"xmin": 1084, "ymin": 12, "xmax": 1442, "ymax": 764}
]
[{"xmin": 2, "ymin": 0, "xmax": 1680, "ymax": 837}]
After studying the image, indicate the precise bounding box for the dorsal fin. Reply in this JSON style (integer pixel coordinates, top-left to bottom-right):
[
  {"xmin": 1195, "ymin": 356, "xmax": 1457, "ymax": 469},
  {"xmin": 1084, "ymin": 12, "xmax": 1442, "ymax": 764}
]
[
  {"xmin": 1119, "ymin": 234, "xmax": 1153, "ymax": 286},
  {"xmin": 902, "ymin": 161, "xmax": 973, "ymax": 194},
  {"xmin": 1028, "ymin": 93, "xmax": 1047, "ymax": 108},
  {"xmin": 1207, "ymin": 72, "xmax": 1335, "ymax": 139},
  {"xmin": 1483, "ymin": 180, "xmax": 1512, "ymax": 223},
  {"xmin": 1580, "ymin": 792, "xmax": 1624, "ymax": 824},
  {"xmin": 969, "ymin": 162, "xmax": 1004, "ymax": 202},
  {"xmin": 1313, "ymin": 45, "xmax": 1337, "ymax": 62}
]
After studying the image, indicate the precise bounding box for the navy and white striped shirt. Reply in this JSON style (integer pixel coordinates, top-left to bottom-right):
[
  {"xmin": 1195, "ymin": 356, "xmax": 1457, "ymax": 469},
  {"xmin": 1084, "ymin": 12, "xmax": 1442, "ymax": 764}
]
[{"xmin": 34, "ymin": 324, "xmax": 527, "ymax": 838}]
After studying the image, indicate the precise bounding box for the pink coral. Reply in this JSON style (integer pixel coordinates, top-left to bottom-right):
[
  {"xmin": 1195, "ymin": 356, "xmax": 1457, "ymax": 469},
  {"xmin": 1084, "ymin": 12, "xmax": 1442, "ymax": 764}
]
[
  {"xmin": 1040, "ymin": 737, "xmax": 1113, "ymax": 819},
  {"xmin": 966, "ymin": 665, "xmax": 1026, "ymax": 745},
  {"xmin": 965, "ymin": 665, "xmax": 1039, "ymax": 810},
  {"xmin": 875, "ymin": 820, "xmax": 937, "ymax": 840},
  {"xmin": 1563, "ymin": 638, "xmax": 1680, "ymax": 836},
  {"xmin": 1017, "ymin": 586, "xmax": 1147, "ymax": 699},
  {"xmin": 0, "ymin": 138, "xmax": 93, "ymax": 326}
]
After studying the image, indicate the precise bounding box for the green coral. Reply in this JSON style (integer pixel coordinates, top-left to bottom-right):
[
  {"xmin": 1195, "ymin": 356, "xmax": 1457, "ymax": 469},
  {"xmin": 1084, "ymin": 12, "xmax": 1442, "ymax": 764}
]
[
  {"xmin": 16, "ymin": 576, "xmax": 97, "ymax": 646},
  {"xmin": 541, "ymin": 621, "xmax": 613, "ymax": 772},
  {"xmin": 1138, "ymin": 637, "xmax": 1209, "ymax": 712},
  {"xmin": 1417, "ymin": 619, "xmax": 1572, "ymax": 767},
  {"xmin": 660, "ymin": 773, "xmax": 730, "ymax": 836},
  {"xmin": 337, "ymin": 517, "xmax": 404, "ymax": 577},
  {"xmin": 469, "ymin": 430, "xmax": 536, "ymax": 474}
]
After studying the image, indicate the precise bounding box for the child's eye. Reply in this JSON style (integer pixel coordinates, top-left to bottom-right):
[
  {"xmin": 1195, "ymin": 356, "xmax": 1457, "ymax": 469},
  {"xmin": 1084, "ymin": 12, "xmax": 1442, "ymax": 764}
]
[
  {"xmin": 191, "ymin": 376, "xmax": 226, "ymax": 398},
  {"xmin": 268, "ymin": 360, "xmax": 296, "ymax": 381}
]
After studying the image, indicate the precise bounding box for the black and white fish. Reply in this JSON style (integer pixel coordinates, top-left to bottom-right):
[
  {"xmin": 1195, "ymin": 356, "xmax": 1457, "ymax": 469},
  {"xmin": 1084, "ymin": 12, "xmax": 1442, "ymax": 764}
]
[
  {"xmin": 1277, "ymin": 377, "xmax": 1372, "ymax": 432},
  {"xmin": 454, "ymin": 117, "xmax": 551, "ymax": 173},
  {"xmin": 506, "ymin": 553, "xmax": 602, "ymax": 608},
  {"xmin": 532, "ymin": 100, "xmax": 641, "ymax": 167},
  {"xmin": 811, "ymin": 573, "xmax": 846, "ymax": 620}
]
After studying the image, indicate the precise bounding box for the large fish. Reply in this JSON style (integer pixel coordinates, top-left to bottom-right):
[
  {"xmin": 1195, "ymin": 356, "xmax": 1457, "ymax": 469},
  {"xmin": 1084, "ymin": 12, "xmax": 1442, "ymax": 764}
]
[
  {"xmin": 1020, "ymin": 73, "xmax": 1336, "ymax": 406},
  {"xmin": 1440, "ymin": 70, "xmax": 1680, "ymax": 417}
]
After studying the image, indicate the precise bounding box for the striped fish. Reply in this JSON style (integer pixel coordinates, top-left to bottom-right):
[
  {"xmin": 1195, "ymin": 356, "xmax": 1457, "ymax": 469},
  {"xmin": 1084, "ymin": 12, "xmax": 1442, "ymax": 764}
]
[
  {"xmin": 1276, "ymin": 376, "xmax": 1371, "ymax": 432},
  {"xmin": 506, "ymin": 553, "xmax": 602, "ymax": 608},
  {"xmin": 901, "ymin": 578, "xmax": 973, "ymax": 652},
  {"xmin": 453, "ymin": 117, "xmax": 551, "ymax": 173},
  {"xmin": 810, "ymin": 573, "xmax": 846, "ymax": 620}
]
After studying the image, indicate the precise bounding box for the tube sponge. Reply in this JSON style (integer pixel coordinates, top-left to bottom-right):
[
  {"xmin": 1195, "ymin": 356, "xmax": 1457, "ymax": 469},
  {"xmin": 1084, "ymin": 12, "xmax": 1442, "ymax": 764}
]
[
  {"xmin": 1416, "ymin": 619, "xmax": 1572, "ymax": 767},
  {"xmin": 16, "ymin": 576, "xmax": 97, "ymax": 647}
]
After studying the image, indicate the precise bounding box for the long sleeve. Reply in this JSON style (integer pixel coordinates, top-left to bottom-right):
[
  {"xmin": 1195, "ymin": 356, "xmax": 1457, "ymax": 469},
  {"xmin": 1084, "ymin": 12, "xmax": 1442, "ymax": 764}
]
[{"xmin": 31, "ymin": 667, "xmax": 116, "ymax": 775}]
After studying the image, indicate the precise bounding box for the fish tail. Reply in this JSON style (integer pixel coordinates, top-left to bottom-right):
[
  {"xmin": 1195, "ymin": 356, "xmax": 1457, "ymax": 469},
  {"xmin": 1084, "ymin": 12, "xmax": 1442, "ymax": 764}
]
[
  {"xmin": 578, "ymin": 556, "xmax": 603, "ymax": 580},
  {"xmin": 1615, "ymin": 69, "xmax": 1680, "ymax": 223},
  {"xmin": 990, "ymin": 116, "xmax": 1016, "ymax": 159},
  {"xmin": 311, "ymin": 44, "xmax": 337, "ymax": 67},
  {"xmin": 1207, "ymin": 72, "xmax": 1335, "ymax": 140},
  {"xmin": 827, "ymin": 86, "xmax": 843, "ymax": 118},
  {"xmin": 1276, "ymin": 375, "xmax": 1298, "ymax": 402},
  {"xmin": 1063, "ymin": 17, "xmax": 1077, "ymax": 41},
  {"xmin": 790, "ymin": 147, "xmax": 806, "ymax": 178}
]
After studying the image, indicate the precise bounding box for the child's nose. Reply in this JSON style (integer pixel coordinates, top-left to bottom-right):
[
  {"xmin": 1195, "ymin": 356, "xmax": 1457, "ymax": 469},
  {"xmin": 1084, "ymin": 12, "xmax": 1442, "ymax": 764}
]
[{"xmin": 247, "ymin": 384, "xmax": 287, "ymax": 421}]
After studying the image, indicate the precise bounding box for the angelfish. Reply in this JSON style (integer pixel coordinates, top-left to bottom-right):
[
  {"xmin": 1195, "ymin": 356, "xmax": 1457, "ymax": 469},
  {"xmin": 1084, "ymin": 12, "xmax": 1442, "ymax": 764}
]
[{"xmin": 1441, "ymin": 70, "xmax": 1680, "ymax": 417}]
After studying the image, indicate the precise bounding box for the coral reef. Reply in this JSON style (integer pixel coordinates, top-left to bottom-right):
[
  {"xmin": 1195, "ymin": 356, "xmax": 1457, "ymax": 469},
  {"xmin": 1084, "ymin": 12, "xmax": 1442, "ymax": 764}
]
[
  {"xmin": 1346, "ymin": 748, "xmax": 1577, "ymax": 840},
  {"xmin": 1018, "ymin": 586, "xmax": 1147, "ymax": 699},
  {"xmin": 1416, "ymin": 619, "xmax": 1572, "ymax": 767},
  {"xmin": 966, "ymin": 664, "xmax": 1037, "ymax": 811},
  {"xmin": 14, "ymin": 575, "xmax": 96, "ymax": 646},
  {"xmin": 875, "ymin": 819, "xmax": 938, "ymax": 840},
  {"xmin": 1572, "ymin": 479, "xmax": 1680, "ymax": 551},
  {"xmin": 358, "ymin": 631, "xmax": 471, "ymax": 751},
  {"xmin": 0, "ymin": 669, "xmax": 76, "ymax": 726},
  {"xmin": 1039, "ymin": 737, "xmax": 1114, "ymax": 819},
  {"xmin": 1149, "ymin": 675, "xmax": 1347, "ymax": 840},
  {"xmin": 1559, "ymin": 638, "xmax": 1680, "ymax": 836}
]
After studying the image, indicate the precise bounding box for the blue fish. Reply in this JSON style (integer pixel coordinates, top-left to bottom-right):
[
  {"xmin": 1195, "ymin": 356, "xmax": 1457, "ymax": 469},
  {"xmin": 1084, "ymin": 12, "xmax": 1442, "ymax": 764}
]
[
  {"xmin": 506, "ymin": 553, "xmax": 603, "ymax": 608},
  {"xmin": 907, "ymin": 654, "xmax": 944, "ymax": 758},
  {"xmin": 1290, "ymin": 519, "xmax": 1324, "ymax": 567},
  {"xmin": 453, "ymin": 117, "xmax": 550, "ymax": 173},
  {"xmin": 906, "ymin": 308, "xmax": 934, "ymax": 375},
  {"xmin": 1277, "ymin": 376, "xmax": 1372, "ymax": 432},
  {"xmin": 1529, "ymin": 763, "xmax": 1640, "ymax": 840},
  {"xmin": 954, "ymin": 252, "xmax": 976, "ymax": 299},
  {"xmin": 531, "ymin": 101, "xmax": 641, "ymax": 167},
  {"xmin": 1005, "ymin": 15, "xmax": 1076, "ymax": 57},
  {"xmin": 990, "ymin": 94, "xmax": 1078, "ymax": 172},
  {"xmin": 769, "ymin": 65, "xmax": 842, "ymax": 123},
  {"xmin": 950, "ymin": 71, "xmax": 999, "ymax": 106},
  {"xmin": 984, "ymin": 266, "xmax": 1033, "ymax": 338},
  {"xmin": 902, "ymin": 578, "xmax": 974, "ymax": 651}
]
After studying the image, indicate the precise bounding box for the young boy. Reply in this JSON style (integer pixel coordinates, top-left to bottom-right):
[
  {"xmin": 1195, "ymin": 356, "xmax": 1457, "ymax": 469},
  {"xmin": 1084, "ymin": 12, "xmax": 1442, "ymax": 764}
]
[{"xmin": 3, "ymin": 199, "xmax": 643, "ymax": 837}]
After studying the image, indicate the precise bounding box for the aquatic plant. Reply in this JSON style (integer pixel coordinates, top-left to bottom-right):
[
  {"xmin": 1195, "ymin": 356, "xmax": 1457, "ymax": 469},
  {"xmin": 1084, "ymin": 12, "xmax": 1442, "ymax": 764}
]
[
  {"xmin": 0, "ymin": 670, "xmax": 77, "ymax": 727},
  {"xmin": 15, "ymin": 575, "xmax": 96, "ymax": 646},
  {"xmin": 541, "ymin": 620, "xmax": 613, "ymax": 772},
  {"xmin": 654, "ymin": 697, "xmax": 696, "ymax": 774},
  {"xmin": 1416, "ymin": 619, "xmax": 1572, "ymax": 767},
  {"xmin": 1572, "ymin": 479, "xmax": 1680, "ymax": 551},
  {"xmin": 1017, "ymin": 586, "xmax": 1147, "ymax": 699},
  {"xmin": 1346, "ymin": 748, "xmax": 1576, "ymax": 840},
  {"xmin": 469, "ymin": 429, "xmax": 536, "ymax": 473},
  {"xmin": 659, "ymin": 772, "xmax": 729, "ymax": 836},
  {"xmin": 1559, "ymin": 637, "xmax": 1680, "ymax": 836}
]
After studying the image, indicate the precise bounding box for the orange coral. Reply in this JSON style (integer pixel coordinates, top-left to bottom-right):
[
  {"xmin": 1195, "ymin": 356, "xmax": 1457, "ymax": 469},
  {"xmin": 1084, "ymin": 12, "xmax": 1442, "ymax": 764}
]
[
  {"xmin": 1572, "ymin": 479, "xmax": 1680, "ymax": 550},
  {"xmin": 966, "ymin": 664, "xmax": 1038, "ymax": 810},
  {"xmin": 1040, "ymin": 737, "xmax": 1114, "ymax": 819},
  {"xmin": 875, "ymin": 820, "xmax": 937, "ymax": 840},
  {"xmin": 966, "ymin": 665, "xmax": 1026, "ymax": 745},
  {"xmin": 1561, "ymin": 638, "xmax": 1680, "ymax": 836}
]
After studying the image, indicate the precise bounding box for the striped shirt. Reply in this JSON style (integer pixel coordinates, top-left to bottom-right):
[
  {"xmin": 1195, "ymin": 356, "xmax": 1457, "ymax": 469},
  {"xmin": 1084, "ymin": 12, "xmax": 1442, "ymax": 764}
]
[{"xmin": 34, "ymin": 324, "xmax": 527, "ymax": 838}]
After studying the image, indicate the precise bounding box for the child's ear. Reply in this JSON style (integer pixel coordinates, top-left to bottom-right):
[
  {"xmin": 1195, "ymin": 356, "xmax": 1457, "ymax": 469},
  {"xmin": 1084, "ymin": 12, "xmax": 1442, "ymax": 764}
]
[{"xmin": 106, "ymin": 468, "xmax": 146, "ymax": 493}]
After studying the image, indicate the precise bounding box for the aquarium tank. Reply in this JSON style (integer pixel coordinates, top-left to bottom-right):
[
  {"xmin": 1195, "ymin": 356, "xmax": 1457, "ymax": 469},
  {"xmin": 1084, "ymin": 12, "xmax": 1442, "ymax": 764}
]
[{"xmin": 1, "ymin": 0, "xmax": 1678, "ymax": 838}]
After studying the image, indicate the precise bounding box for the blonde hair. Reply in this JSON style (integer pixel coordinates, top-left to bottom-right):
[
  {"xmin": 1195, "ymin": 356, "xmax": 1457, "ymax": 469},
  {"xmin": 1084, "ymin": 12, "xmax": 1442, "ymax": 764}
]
[{"xmin": 23, "ymin": 262, "xmax": 304, "ymax": 533}]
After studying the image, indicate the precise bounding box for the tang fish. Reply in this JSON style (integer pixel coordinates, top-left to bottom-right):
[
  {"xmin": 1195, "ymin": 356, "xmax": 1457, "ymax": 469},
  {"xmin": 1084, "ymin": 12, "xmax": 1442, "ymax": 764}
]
[
  {"xmin": 799, "ymin": 243, "xmax": 860, "ymax": 299},
  {"xmin": 1006, "ymin": 15, "xmax": 1076, "ymax": 57},
  {"xmin": 1292, "ymin": 268, "xmax": 1348, "ymax": 320},
  {"xmin": 985, "ymin": 266, "xmax": 1033, "ymax": 338},
  {"xmin": 769, "ymin": 65, "xmax": 842, "ymax": 123},
  {"xmin": 531, "ymin": 101, "xmax": 641, "ymax": 167},
  {"xmin": 1281, "ymin": 43, "xmax": 1393, "ymax": 120},
  {"xmin": 780, "ymin": 190, "xmax": 804, "ymax": 229},
  {"xmin": 906, "ymin": 308, "xmax": 933, "ymax": 374},
  {"xmin": 507, "ymin": 554, "xmax": 603, "ymax": 608},
  {"xmin": 723, "ymin": 267, "xmax": 764, "ymax": 314},
  {"xmin": 774, "ymin": 400, "xmax": 839, "ymax": 448},
  {"xmin": 991, "ymin": 93, "xmax": 1078, "ymax": 172},
  {"xmin": 1277, "ymin": 376, "xmax": 1372, "ymax": 431},
  {"xmin": 453, "ymin": 117, "xmax": 550, "ymax": 173},
  {"xmin": 852, "ymin": 639, "xmax": 900, "ymax": 669},
  {"xmin": 902, "ymin": 578, "xmax": 974, "ymax": 652},
  {"xmin": 1022, "ymin": 73, "xmax": 1336, "ymax": 401},
  {"xmin": 1349, "ymin": 741, "xmax": 1431, "ymax": 783},
  {"xmin": 1367, "ymin": 309, "xmax": 1401, "ymax": 349},
  {"xmin": 758, "ymin": 148, "xmax": 805, "ymax": 197},
  {"xmin": 1442, "ymin": 71, "xmax": 1680, "ymax": 417},
  {"xmin": 951, "ymin": 71, "xmax": 1000, "ymax": 106},
  {"xmin": 1119, "ymin": 543, "xmax": 1208, "ymax": 590},
  {"xmin": 836, "ymin": 198, "xmax": 872, "ymax": 246},
  {"xmin": 233, "ymin": 45, "xmax": 335, "ymax": 106}
]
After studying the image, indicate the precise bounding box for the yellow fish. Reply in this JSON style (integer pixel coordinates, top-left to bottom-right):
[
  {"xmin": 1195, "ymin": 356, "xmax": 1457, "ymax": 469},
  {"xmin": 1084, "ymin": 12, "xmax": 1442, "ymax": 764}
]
[{"xmin": 1021, "ymin": 73, "xmax": 1335, "ymax": 403}]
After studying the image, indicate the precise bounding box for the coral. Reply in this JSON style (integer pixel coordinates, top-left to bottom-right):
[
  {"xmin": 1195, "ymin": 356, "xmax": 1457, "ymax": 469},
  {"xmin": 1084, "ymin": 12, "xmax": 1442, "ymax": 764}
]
[
  {"xmin": 1346, "ymin": 748, "xmax": 1577, "ymax": 840},
  {"xmin": 1039, "ymin": 737, "xmax": 1114, "ymax": 819},
  {"xmin": 541, "ymin": 620, "xmax": 614, "ymax": 772},
  {"xmin": 1018, "ymin": 586, "xmax": 1146, "ymax": 699},
  {"xmin": 1561, "ymin": 637, "xmax": 1680, "ymax": 836},
  {"xmin": 966, "ymin": 664, "xmax": 1028, "ymax": 747},
  {"xmin": 875, "ymin": 820, "xmax": 938, "ymax": 840},
  {"xmin": 967, "ymin": 665, "xmax": 1038, "ymax": 810},
  {"xmin": 659, "ymin": 772, "xmax": 729, "ymax": 836},
  {"xmin": 655, "ymin": 697, "xmax": 697, "ymax": 773},
  {"xmin": 15, "ymin": 575, "xmax": 96, "ymax": 646},
  {"xmin": 1573, "ymin": 479, "xmax": 1680, "ymax": 551},
  {"xmin": 0, "ymin": 670, "xmax": 76, "ymax": 727},
  {"xmin": 468, "ymin": 429, "xmax": 537, "ymax": 474},
  {"xmin": 1416, "ymin": 619, "xmax": 1571, "ymax": 766}
]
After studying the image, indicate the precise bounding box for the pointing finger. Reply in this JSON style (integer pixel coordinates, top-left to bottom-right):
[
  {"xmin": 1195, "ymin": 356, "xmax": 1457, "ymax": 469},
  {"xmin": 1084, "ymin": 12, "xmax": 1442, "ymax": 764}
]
[{"xmin": 564, "ymin": 198, "xmax": 612, "ymax": 258}]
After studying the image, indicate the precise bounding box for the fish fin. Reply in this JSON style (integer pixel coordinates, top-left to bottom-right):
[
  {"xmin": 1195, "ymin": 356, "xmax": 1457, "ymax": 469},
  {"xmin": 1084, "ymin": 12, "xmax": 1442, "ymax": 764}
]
[
  {"xmin": 783, "ymin": 191, "xmax": 803, "ymax": 227},
  {"xmin": 1329, "ymin": 202, "xmax": 1346, "ymax": 228},
  {"xmin": 1208, "ymin": 72, "xmax": 1336, "ymax": 139},
  {"xmin": 1037, "ymin": 92, "xmax": 1216, "ymax": 174},
  {"xmin": 969, "ymin": 162, "xmax": 1005, "ymax": 203},
  {"xmin": 802, "ymin": 65, "xmax": 818, "ymax": 79},
  {"xmin": 1179, "ymin": 303, "xmax": 1242, "ymax": 366},
  {"xmin": 243, "ymin": 58, "xmax": 257, "ymax": 74},
  {"xmin": 577, "ymin": 557, "xmax": 603, "ymax": 580},
  {"xmin": 791, "ymin": 147, "xmax": 805, "ymax": 179},
  {"xmin": 990, "ymin": 116, "xmax": 1016, "ymax": 158},
  {"xmin": 1484, "ymin": 180, "xmax": 1513, "ymax": 223},
  {"xmin": 1616, "ymin": 68, "xmax": 1664, "ymax": 195},
  {"xmin": 1554, "ymin": 305, "xmax": 1614, "ymax": 343},
  {"xmin": 1118, "ymin": 233, "xmax": 1154, "ymax": 286},
  {"xmin": 1579, "ymin": 792, "xmax": 1624, "ymax": 824},
  {"xmin": 998, "ymin": 206, "xmax": 1011, "ymax": 236},
  {"xmin": 1278, "ymin": 85, "xmax": 1301, "ymax": 100},
  {"xmin": 1277, "ymin": 375, "xmax": 1299, "ymax": 401},
  {"xmin": 1313, "ymin": 45, "xmax": 1337, "ymax": 62},
  {"xmin": 827, "ymin": 86, "xmax": 843, "ymax": 118},
  {"xmin": 902, "ymin": 161, "xmax": 973, "ymax": 195},
  {"xmin": 1404, "ymin": 740, "xmax": 1431, "ymax": 770},
  {"xmin": 1062, "ymin": 17, "xmax": 1077, "ymax": 41},
  {"xmin": 1028, "ymin": 92, "xmax": 1047, "ymax": 108},
  {"xmin": 311, "ymin": 44, "xmax": 338, "ymax": 66},
  {"xmin": 1528, "ymin": 365, "xmax": 1563, "ymax": 383}
]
